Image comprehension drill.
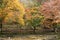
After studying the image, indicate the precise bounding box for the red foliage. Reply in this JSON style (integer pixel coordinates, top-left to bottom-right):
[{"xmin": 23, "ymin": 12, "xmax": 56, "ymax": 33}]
[{"xmin": 40, "ymin": 0, "xmax": 60, "ymax": 23}]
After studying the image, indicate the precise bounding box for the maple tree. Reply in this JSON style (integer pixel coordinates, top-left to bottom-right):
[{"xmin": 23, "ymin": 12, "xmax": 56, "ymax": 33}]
[
  {"xmin": 25, "ymin": 7, "xmax": 44, "ymax": 33},
  {"xmin": 40, "ymin": 0, "xmax": 60, "ymax": 32},
  {"xmin": 2, "ymin": 0, "xmax": 25, "ymax": 25},
  {"xmin": 0, "ymin": 0, "xmax": 25, "ymax": 33}
]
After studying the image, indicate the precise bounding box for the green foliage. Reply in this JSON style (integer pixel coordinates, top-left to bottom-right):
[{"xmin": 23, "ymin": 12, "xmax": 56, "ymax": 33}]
[
  {"xmin": 57, "ymin": 23, "xmax": 60, "ymax": 28},
  {"xmin": 0, "ymin": 0, "xmax": 7, "ymax": 8},
  {"xmin": 25, "ymin": 15, "xmax": 44, "ymax": 27},
  {"xmin": 0, "ymin": 0, "xmax": 3, "ymax": 8},
  {"xmin": 31, "ymin": 17, "xmax": 41, "ymax": 27}
]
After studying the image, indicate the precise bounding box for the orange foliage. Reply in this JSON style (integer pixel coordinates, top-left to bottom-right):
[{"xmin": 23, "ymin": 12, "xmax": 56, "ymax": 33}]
[
  {"xmin": 25, "ymin": 7, "xmax": 40, "ymax": 20},
  {"xmin": 1, "ymin": 0, "xmax": 25, "ymax": 25}
]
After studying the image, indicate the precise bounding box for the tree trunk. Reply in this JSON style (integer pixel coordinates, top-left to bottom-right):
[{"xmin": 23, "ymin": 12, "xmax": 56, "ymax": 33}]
[
  {"xmin": 52, "ymin": 23, "xmax": 57, "ymax": 33},
  {"xmin": 33, "ymin": 27, "xmax": 36, "ymax": 34},
  {"xmin": 0, "ymin": 22, "xmax": 2, "ymax": 34},
  {"xmin": 53, "ymin": 28, "xmax": 57, "ymax": 33}
]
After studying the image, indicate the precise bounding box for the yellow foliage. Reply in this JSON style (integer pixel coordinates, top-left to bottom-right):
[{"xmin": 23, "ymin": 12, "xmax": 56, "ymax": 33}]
[
  {"xmin": 1, "ymin": 0, "xmax": 25, "ymax": 25},
  {"xmin": 25, "ymin": 7, "xmax": 40, "ymax": 20}
]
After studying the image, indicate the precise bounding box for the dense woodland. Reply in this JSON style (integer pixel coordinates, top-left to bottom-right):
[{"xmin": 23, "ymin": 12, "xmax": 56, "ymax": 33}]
[{"xmin": 0, "ymin": 0, "xmax": 60, "ymax": 34}]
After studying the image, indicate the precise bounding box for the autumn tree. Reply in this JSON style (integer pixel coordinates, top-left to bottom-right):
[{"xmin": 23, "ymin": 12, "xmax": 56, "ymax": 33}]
[
  {"xmin": 40, "ymin": 0, "xmax": 60, "ymax": 32},
  {"xmin": 25, "ymin": 7, "xmax": 44, "ymax": 33},
  {"xmin": 0, "ymin": 0, "xmax": 25, "ymax": 33},
  {"xmin": 3, "ymin": 0, "xmax": 25, "ymax": 25}
]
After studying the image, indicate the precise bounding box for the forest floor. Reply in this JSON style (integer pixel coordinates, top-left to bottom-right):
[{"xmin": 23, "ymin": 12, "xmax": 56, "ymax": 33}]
[
  {"xmin": 0, "ymin": 35, "xmax": 59, "ymax": 40},
  {"xmin": 0, "ymin": 32, "xmax": 60, "ymax": 40}
]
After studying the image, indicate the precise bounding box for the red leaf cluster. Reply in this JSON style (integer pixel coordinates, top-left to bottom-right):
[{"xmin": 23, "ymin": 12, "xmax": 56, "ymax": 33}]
[{"xmin": 40, "ymin": 0, "xmax": 60, "ymax": 23}]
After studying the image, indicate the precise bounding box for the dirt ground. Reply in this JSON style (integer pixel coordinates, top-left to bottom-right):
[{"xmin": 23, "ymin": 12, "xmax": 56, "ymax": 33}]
[{"xmin": 0, "ymin": 35, "xmax": 58, "ymax": 40}]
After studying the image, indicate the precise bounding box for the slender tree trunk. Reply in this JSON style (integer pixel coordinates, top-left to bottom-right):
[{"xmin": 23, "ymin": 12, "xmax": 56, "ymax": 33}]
[
  {"xmin": 53, "ymin": 28, "xmax": 57, "ymax": 33},
  {"xmin": 0, "ymin": 22, "xmax": 2, "ymax": 34},
  {"xmin": 52, "ymin": 23, "xmax": 57, "ymax": 33},
  {"xmin": 33, "ymin": 27, "xmax": 36, "ymax": 34}
]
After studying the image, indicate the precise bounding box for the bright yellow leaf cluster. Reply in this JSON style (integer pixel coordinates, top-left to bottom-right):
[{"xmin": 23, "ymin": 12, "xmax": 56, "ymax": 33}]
[{"xmin": 1, "ymin": 0, "xmax": 25, "ymax": 25}]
